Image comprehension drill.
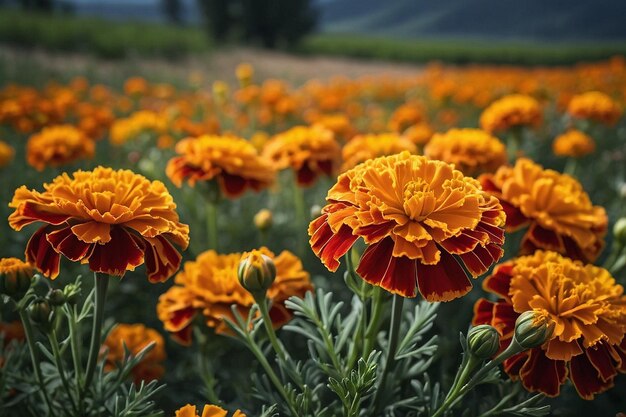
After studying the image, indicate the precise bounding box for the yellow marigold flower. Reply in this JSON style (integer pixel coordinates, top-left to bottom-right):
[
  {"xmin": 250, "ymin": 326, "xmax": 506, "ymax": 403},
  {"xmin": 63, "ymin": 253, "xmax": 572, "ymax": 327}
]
[
  {"xmin": 567, "ymin": 91, "xmax": 622, "ymax": 125},
  {"xmin": 8, "ymin": 167, "xmax": 189, "ymax": 281},
  {"xmin": 474, "ymin": 251, "xmax": 626, "ymax": 399},
  {"xmin": 26, "ymin": 125, "xmax": 94, "ymax": 171},
  {"xmin": 0, "ymin": 139, "xmax": 15, "ymax": 168},
  {"xmin": 157, "ymin": 247, "xmax": 311, "ymax": 344},
  {"xmin": 424, "ymin": 128, "xmax": 507, "ymax": 176},
  {"xmin": 310, "ymin": 113, "xmax": 355, "ymax": 141},
  {"xmin": 479, "ymin": 94, "xmax": 542, "ymax": 134},
  {"xmin": 388, "ymin": 102, "xmax": 425, "ymax": 133},
  {"xmin": 552, "ymin": 130, "xmax": 596, "ymax": 158},
  {"xmin": 262, "ymin": 125, "xmax": 341, "ymax": 186},
  {"xmin": 102, "ymin": 323, "xmax": 166, "ymax": 383},
  {"xmin": 175, "ymin": 404, "xmax": 246, "ymax": 417},
  {"xmin": 479, "ymin": 158, "xmax": 607, "ymax": 262},
  {"xmin": 166, "ymin": 135, "xmax": 275, "ymax": 199},
  {"xmin": 110, "ymin": 110, "xmax": 167, "ymax": 146},
  {"xmin": 309, "ymin": 152, "xmax": 506, "ymax": 301},
  {"xmin": 402, "ymin": 123, "xmax": 434, "ymax": 146},
  {"xmin": 235, "ymin": 63, "xmax": 254, "ymax": 87},
  {"xmin": 341, "ymin": 133, "xmax": 417, "ymax": 172}
]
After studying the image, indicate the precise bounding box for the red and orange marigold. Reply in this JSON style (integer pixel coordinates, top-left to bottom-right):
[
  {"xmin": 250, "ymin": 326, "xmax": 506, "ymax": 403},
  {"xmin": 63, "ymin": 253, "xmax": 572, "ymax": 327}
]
[
  {"xmin": 175, "ymin": 404, "xmax": 246, "ymax": 417},
  {"xmin": 166, "ymin": 135, "xmax": 275, "ymax": 198},
  {"xmin": 309, "ymin": 152, "xmax": 506, "ymax": 301},
  {"xmin": 474, "ymin": 251, "xmax": 626, "ymax": 399},
  {"xmin": 262, "ymin": 125, "xmax": 341, "ymax": 186},
  {"xmin": 157, "ymin": 247, "xmax": 311, "ymax": 344},
  {"xmin": 479, "ymin": 158, "xmax": 607, "ymax": 262},
  {"xmin": 8, "ymin": 167, "xmax": 189, "ymax": 281}
]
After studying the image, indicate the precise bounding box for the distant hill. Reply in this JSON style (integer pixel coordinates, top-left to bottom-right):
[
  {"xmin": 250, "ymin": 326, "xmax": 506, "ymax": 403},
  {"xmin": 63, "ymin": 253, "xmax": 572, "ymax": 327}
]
[
  {"xmin": 30, "ymin": 0, "xmax": 626, "ymax": 41},
  {"xmin": 318, "ymin": 0, "xmax": 626, "ymax": 41}
]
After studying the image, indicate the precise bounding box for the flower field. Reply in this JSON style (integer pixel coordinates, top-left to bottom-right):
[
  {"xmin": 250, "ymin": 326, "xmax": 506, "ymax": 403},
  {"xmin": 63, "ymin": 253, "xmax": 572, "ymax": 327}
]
[{"xmin": 1, "ymin": 56, "xmax": 626, "ymax": 417}]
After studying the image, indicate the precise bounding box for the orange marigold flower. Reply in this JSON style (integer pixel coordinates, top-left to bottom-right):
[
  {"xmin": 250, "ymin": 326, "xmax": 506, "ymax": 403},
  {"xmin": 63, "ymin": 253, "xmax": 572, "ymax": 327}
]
[
  {"xmin": 424, "ymin": 128, "xmax": 507, "ymax": 176},
  {"xmin": 262, "ymin": 125, "xmax": 341, "ymax": 186},
  {"xmin": 0, "ymin": 320, "xmax": 25, "ymax": 344},
  {"xmin": 124, "ymin": 76, "xmax": 149, "ymax": 96},
  {"xmin": 388, "ymin": 102, "xmax": 425, "ymax": 133},
  {"xmin": 567, "ymin": 91, "xmax": 622, "ymax": 125},
  {"xmin": 102, "ymin": 323, "xmax": 166, "ymax": 383},
  {"xmin": 552, "ymin": 130, "xmax": 596, "ymax": 158},
  {"xmin": 166, "ymin": 135, "xmax": 275, "ymax": 199},
  {"xmin": 235, "ymin": 63, "xmax": 254, "ymax": 87},
  {"xmin": 341, "ymin": 133, "xmax": 417, "ymax": 172},
  {"xmin": 479, "ymin": 94, "xmax": 542, "ymax": 134},
  {"xmin": 157, "ymin": 247, "xmax": 311, "ymax": 345},
  {"xmin": 0, "ymin": 139, "xmax": 15, "ymax": 168},
  {"xmin": 8, "ymin": 167, "xmax": 189, "ymax": 281},
  {"xmin": 110, "ymin": 110, "xmax": 167, "ymax": 146},
  {"xmin": 479, "ymin": 158, "xmax": 607, "ymax": 262},
  {"xmin": 309, "ymin": 152, "xmax": 506, "ymax": 301},
  {"xmin": 402, "ymin": 123, "xmax": 434, "ymax": 146},
  {"xmin": 175, "ymin": 404, "xmax": 246, "ymax": 417},
  {"xmin": 474, "ymin": 251, "xmax": 626, "ymax": 399},
  {"xmin": 26, "ymin": 125, "xmax": 94, "ymax": 171}
]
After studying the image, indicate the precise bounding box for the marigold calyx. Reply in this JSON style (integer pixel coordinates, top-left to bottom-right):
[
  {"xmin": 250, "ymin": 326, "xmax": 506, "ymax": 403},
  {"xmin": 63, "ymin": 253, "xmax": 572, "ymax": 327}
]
[
  {"xmin": 467, "ymin": 324, "xmax": 500, "ymax": 359},
  {"xmin": 513, "ymin": 310, "xmax": 553, "ymax": 349},
  {"xmin": 613, "ymin": 218, "xmax": 626, "ymax": 246},
  {"xmin": 28, "ymin": 298, "xmax": 54, "ymax": 329},
  {"xmin": 238, "ymin": 251, "xmax": 277, "ymax": 296}
]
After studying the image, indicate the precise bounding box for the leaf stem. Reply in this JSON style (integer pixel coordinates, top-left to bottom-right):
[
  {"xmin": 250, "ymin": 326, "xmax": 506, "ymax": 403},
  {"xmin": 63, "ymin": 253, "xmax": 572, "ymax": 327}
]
[{"xmin": 83, "ymin": 272, "xmax": 108, "ymax": 390}]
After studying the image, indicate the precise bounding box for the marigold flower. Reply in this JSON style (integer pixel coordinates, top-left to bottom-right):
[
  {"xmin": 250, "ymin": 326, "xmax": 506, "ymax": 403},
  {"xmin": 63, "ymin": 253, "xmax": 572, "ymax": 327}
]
[
  {"xmin": 0, "ymin": 257, "xmax": 34, "ymax": 300},
  {"xmin": 157, "ymin": 247, "xmax": 312, "ymax": 344},
  {"xmin": 479, "ymin": 94, "xmax": 542, "ymax": 134},
  {"xmin": 262, "ymin": 125, "xmax": 341, "ymax": 186},
  {"xmin": 26, "ymin": 125, "xmax": 94, "ymax": 171},
  {"xmin": 235, "ymin": 63, "xmax": 254, "ymax": 87},
  {"xmin": 341, "ymin": 133, "xmax": 417, "ymax": 172},
  {"xmin": 473, "ymin": 251, "xmax": 626, "ymax": 399},
  {"xmin": 124, "ymin": 77, "xmax": 149, "ymax": 96},
  {"xmin": 8, "ymin": 167, "xmax": 189, "ymax": 281},
  {"xmin": 388, "ymin": 102, "xmax": 425, "ymax": 133},
  {"xmin": 102, "ymin": 323, "xmax": 166, "ymax": 383},
  {"xmin": 424, "ymin": 128, "xmax": 507, "ymax": 176},
  {"xmin": 402, "ymin": 123, "xmax": 434, "ymax": 146},
  {"xmin": 309, "ymin": 152, "xmax": 506, "ymax": 301},
  {"xmin": 552, "ymin": 129, "xmax": 596, "ymax": 158},
  {"xmin": 175, "ymin": 404, "xmax": 246, "ymax": 417},
  {"xmin": 110, "ymin": 111, "xmax": 167, "ymax": 146},
  {"xmin": 0, "ymin": 139, "xmax": 15, "ymax": 168},
  {"xmin": 479, "ymin": 158, "xmax": 607, "ymax": 262},
  {"xmin": 567, "ymin": 91, "xmax": 622, "ymax": 125},
  {"xmin": 166, "ymin": 135, "xmax": 275, "ymax": 198}
]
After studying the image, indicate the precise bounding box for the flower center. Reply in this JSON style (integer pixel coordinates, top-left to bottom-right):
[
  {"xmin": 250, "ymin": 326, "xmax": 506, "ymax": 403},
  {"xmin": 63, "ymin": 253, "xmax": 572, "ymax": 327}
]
[{"xmin": 403, "ymin": 179, "xmax": 436, "ymax": 222}]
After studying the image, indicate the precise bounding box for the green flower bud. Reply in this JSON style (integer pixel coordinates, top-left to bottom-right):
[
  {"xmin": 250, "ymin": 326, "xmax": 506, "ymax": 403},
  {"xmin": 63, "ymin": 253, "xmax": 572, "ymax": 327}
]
[
  {"xmin": 63, "ymin": 283, "xmax": 81, "ymax": 305},
  {"xmin": 238, "ymin": 250, "xmax": 276, "ymax": 296},
  {"xmin": 48, "ymin": 289, "xmax": 66, "ymax": 306},
  {"xmin": 513, "ymin": 310, "xmax": 554, "ymax": 349},
  {"xmin": 0, "ymin": 258, "xmax": 34, "ymax": 301},
  {"xmin": 467, "ymin": 325, "xmax": 500, "ymax": 359},
  {"xmin": 254, "ymin": 209, "xmax": 273, "ymax": 231},
  {"xmin": 613, "ymin": 218, "xmax": 626, "ymax": 246},
  {"xmin": 28, "ymin": 298, "xmax": 54, "ymax": 329}
]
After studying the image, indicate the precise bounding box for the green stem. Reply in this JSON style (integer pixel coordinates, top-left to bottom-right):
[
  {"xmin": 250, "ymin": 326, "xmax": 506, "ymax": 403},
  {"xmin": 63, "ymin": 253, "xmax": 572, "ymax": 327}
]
[
  {"xmin": 206, "ymin": 198, "xmax": 219, "ymax": 250},
  {"xmin": 247, "ymin": 340, "xmax": 301, "ymax": 417},
  {"xmin": 346, "ymin": 287, "xmax": 368, "ymax": 369},
  {"xmin": 18, "ymin": 308, "xmax": 56, "ymax": 417},
  {"xmin": 49, "ymin": 330, "xmax": 79, "ymax": 414},
  {"xmin": 363, "ymin": 287, "xmax": 384, "ymax": 358},
  {"xmin": 293, "ymin": 177, "xmax": 306, "ymax": 257},
  {"xmin": 506, "ymin": 128, "xmax": 522, "ymax": 163},
  {"xmin": 373, "ymin": 294, "xmax": 404, "ymax": 413},
  {"xmin": 66, "ymin": 305, "xmax": 84, "ymax": 392},
  {"xmin": 255, "ymin": 295, "xmax": 288, "ymax": 364},
  {"xmin": 83, "ymin": 272, "xmax": 109, "ymax": 390},
  {"xmin": 563, "ymin": 158, "xmax": 578, "ymax": 177},
  {"xmin": 198, "ymin": 341, "xmax": 220, "ymax": 405},
  {"xmin": 431, "ymin": 355, "xmax": 480, "ymax": 417}
]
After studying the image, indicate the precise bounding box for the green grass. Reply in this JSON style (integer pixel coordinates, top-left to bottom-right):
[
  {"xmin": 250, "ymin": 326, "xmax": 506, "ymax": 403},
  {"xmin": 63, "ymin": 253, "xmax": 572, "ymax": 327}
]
[
  {"xmin": 0, "ymin": 8, "xmax": 211, "ymax": 59},
  {"xmin": 299, "ymin": 34, "xmax": 626, "ymax": 65}
]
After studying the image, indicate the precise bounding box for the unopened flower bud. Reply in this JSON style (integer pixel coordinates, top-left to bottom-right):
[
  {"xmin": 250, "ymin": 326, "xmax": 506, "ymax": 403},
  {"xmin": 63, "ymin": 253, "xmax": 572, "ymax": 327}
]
[
  {"xmin": 48, "ymin": 289, "xmax": 66, "ymax": 306},
  {"xmin": 254, "ymin": 209, "xmax": 273, "ymax": 231},
  {"xmin": 28, "ymin": 298, "xmax": 54, "ymax": 328},
  {"xmin": 467, "ymin": 325, "xmax": 500, "ymax": 359},
  {"xmin": 513, "ymin": 310, "xmax": 554, "ymax": 349},
  {"xmin": 0, "ymin": 258, "xmax": 34, "ymax": 301},
  {"xmin": 613, "ymin": 218, "xmax": 626, "ymax": 246},
  {"xmin": 238, "ymin": 250, "xmax": 276, "ymax": 296}
]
